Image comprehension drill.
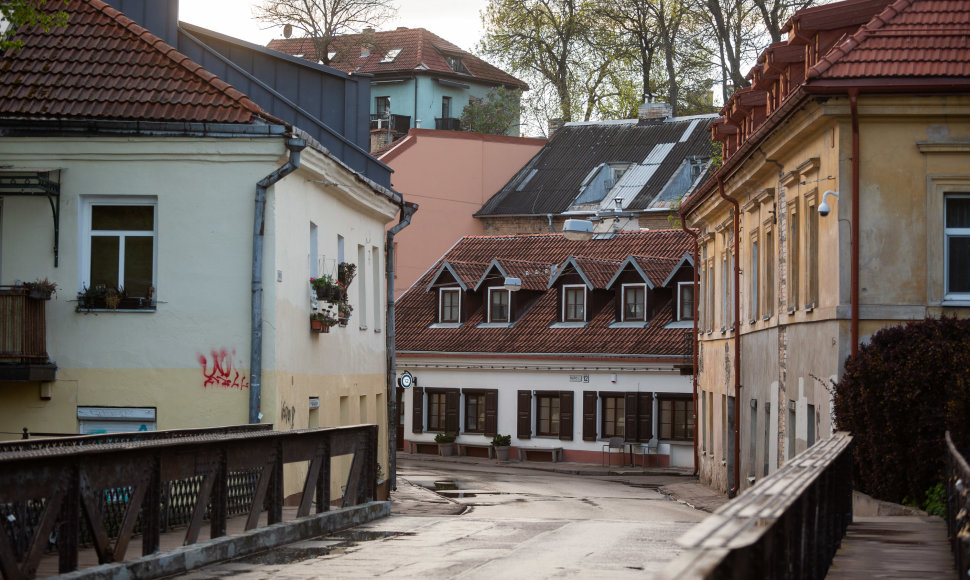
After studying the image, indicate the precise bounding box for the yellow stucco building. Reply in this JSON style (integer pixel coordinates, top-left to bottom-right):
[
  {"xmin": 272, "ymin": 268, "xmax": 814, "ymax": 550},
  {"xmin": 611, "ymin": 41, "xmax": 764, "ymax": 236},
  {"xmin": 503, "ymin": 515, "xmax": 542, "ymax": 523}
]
[{"xmin": 681, "ymin": 0, "xmax": 970, "ymax": 494}]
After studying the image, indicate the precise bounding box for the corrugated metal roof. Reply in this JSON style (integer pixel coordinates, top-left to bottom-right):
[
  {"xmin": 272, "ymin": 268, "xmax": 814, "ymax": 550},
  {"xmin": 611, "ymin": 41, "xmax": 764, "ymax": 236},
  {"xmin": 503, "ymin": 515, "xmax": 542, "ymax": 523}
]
[
  {"xmin": 0, "ymin": 0, "xmax": 267, "ymax": 124},
  {"xmin": 476, "ymin": 116, "xmax": 718, "ymax": 217}
]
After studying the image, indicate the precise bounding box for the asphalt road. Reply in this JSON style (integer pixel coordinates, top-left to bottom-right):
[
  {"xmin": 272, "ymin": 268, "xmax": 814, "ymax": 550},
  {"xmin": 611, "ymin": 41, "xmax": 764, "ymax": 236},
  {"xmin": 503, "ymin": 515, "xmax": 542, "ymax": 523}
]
[{"xmin": 176, "ymin": 458, "xmax": 709, "ymax": 579}]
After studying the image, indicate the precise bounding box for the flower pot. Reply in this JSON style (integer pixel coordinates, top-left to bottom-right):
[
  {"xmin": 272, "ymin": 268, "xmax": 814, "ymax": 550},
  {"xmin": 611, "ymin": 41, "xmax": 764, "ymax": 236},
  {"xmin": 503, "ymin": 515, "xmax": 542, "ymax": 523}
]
[
  {"xmin": 310, "ymin": 319, "xmax": 329, "ymax": 333},
  {"xmin": 495, "ymin": 446, "xmax": 510, "ymax": 461},
  {"xmin": 315, "ymin": 286, "xmax": 342, "ymax": 302},
  {"xmin": 438, "ymin": 443, "xmax": 454, "ymax": 457},
  {"xmin": 28, "ymin": 289, "xmax": 53, "ymax": 300}
]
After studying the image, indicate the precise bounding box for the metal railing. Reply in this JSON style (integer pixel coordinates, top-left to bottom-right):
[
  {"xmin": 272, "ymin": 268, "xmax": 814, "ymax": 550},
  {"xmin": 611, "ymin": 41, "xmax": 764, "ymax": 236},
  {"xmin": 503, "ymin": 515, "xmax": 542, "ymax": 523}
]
[
  {"xmin": 0, "ymin": 424, "xmax": 378, "ymax": 579},
  {"xmin": 369, "ymin": 114, "xmax": 411, "ymax": 133},
  {"xmin": 945, "ymin": 431, "xmax": 969, "ymax": 578},
  {"xmin": 434, "ymin": 117, "xmax": 463, "ymax": 131},
  {"xmin": 0, "ymin": 286, "xmax": 48, "ymax": 363},
  {"xmin": 657, "ymin": 432, "xmax": 853, "ymax": 579}
]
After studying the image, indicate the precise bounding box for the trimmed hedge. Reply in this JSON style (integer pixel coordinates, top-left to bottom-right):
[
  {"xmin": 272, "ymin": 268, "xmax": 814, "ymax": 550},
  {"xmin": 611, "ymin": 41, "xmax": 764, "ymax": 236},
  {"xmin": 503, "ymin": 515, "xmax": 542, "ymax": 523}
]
[{"xmin": 834, "ymin": 316, "xmax": 970, "ymax": 504}]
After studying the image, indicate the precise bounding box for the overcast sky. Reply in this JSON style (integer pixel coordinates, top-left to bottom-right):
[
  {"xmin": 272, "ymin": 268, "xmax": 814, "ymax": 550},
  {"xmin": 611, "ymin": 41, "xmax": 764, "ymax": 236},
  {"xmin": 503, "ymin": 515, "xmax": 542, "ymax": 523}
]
[{"xmin": 179, "ymin": 0, "xmax": 490, "ymax": 53}]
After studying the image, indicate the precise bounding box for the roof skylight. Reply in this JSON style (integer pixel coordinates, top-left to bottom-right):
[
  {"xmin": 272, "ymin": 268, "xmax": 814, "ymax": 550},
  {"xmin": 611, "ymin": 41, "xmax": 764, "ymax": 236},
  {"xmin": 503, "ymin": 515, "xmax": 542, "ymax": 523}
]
[{"xmin": 381, "ymin": 48, "xmax": 402, "ymax": 63}]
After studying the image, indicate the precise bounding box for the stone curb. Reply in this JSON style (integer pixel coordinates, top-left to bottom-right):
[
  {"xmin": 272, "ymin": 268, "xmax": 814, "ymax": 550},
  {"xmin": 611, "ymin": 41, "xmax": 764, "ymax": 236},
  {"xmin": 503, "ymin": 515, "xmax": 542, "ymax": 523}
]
[{"xmin": 58, "ymin": 502, "xmax": 390, "ymax": 580}]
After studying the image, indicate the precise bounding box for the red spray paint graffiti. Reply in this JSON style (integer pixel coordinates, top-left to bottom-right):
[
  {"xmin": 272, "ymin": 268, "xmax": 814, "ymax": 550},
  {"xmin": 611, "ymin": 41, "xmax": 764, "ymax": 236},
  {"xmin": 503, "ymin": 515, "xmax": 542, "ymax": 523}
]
[{"xmin": 198, "ymin": 349, "xmax": 250, "ymax": 390}]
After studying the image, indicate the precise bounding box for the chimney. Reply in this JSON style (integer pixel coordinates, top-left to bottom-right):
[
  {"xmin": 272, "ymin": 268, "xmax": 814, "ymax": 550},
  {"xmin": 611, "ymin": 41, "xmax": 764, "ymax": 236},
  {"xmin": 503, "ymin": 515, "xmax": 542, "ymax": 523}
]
[
  {"xmin": 547, "ymin": 118, "xmax": 564, "ymax": 137},
  {"xmin": 638, "ymin": 100, "xmax": 672, "ymax": 123}
]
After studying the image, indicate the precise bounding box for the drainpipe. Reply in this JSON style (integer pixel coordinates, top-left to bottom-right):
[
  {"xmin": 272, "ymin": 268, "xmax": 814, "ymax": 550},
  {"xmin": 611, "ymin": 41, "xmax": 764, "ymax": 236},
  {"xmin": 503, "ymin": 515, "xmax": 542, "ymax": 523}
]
[
  {"xmin": 249, "ymin": 137, "xmax": 307, "ymax": 425},
  {"xmin": 849, "ymin": 89, "xmax": 860, "ymax": 359},
  {"xmin": 386, "ymin": 201, "xmax": 419, "ymax": 490},
  {"xmin": 717, "ymin": 176, "xmax": 742, "ymax": 498},
  {"xmin": 679, "ymin": 216, "xmax": 700, "ymax": 476}
]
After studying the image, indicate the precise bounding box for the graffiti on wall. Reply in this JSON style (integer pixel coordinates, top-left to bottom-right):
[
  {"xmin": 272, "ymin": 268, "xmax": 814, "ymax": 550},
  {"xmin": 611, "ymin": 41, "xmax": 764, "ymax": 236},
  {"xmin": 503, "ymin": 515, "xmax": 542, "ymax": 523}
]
[
  {"xmin": 280, "ymin": 401, "xmax": 296, "ymax": 429},
  {"xmin": 198, "ymin": 349, "xmax": 250, "ymax": 390}
]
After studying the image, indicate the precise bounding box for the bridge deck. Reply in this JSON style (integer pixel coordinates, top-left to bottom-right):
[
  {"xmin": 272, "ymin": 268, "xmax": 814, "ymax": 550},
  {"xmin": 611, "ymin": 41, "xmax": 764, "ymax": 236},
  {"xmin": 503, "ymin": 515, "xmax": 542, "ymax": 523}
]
[{"xmin": 826, "ymin": 516, "xmax": 952, "ymax": 579}]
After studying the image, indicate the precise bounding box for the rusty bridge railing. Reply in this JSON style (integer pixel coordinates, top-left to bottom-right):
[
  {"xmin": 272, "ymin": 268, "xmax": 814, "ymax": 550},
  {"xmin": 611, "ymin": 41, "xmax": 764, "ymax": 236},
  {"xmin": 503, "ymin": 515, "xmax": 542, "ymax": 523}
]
[
  {"xmin": 0, "ymin": 424, "xmax": 378, "ymax": 579},
  {"xmin": 657, "ymin": 432, "xmax": 853, "ymax": 580},
  {"xmin": 945, "ymin": 431, "xmax": 970, "ymax": 578}
]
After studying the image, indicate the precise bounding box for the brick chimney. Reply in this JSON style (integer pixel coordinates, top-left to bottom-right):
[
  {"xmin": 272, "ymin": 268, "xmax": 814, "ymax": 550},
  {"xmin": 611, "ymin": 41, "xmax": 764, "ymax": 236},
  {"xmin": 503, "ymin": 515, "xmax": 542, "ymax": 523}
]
[
  {"xmin": 547, "ymin": 118, "xmax": 564, "ymax": 137},
  {"xmin": 638, "ymin": 100, "xmax": 672, "ymax": 124}
]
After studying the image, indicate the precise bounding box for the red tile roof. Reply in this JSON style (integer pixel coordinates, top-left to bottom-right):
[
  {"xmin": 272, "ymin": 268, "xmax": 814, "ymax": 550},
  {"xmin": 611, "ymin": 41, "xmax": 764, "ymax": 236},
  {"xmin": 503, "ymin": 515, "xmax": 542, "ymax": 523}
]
[
  {"xmin": 0, "ymin": 0, "xmax": 271, "ymax": 124},
  {"xmin": 396, "ymin": 231, "xmax": 695, "ymax": 358},
  {"xmin": 809, "ymin": 0, "xmax": 970, "ymax": 80},
  {"xmin": 268, "ymin": 27, "xmax": 527, "ymax": 89}
]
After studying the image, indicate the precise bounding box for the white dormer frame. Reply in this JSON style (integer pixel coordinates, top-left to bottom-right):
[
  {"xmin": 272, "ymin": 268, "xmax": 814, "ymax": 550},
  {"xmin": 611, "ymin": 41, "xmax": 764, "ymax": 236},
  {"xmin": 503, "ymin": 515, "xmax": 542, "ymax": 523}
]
[
  {"xmin": 487, "ymin": 287, "xmax": 511, "ymax": 323},
  {"xmin": 439, "ymin": 287, "xmax": 461, "ymax": 323},
  {"xmin": 620, "ymin": 283, "xmax": 647, "ymax": 322},
  {"xmin": 562, "ymin": 284, "xmax": 587, "ymax": 322}
]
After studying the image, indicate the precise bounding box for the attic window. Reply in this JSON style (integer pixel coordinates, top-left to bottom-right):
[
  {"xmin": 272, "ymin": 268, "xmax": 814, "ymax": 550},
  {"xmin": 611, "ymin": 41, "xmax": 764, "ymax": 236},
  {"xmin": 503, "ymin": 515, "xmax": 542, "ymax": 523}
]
[
  {"xmin": 444, "ymin": 54, "xmax": 467, "ymax": 74},
  {"xmin": 488, "ymin": 288, "xmax": 510, "ymax": 323},
  {"xmin": 360, "ymin": 47, "xmax": 370, "ymax": 58},
  {"xmin": 562, "ymin": 285, "xmax": 586, "ymax": 322},
  {"xmin": 621, "ymin": 284, "xmax": 646, "ymax": 322},
  {"xmin": 516, "ymin": 169, "xmax": 538, "ymax": 192},
  {"xmin": 439, "ymin": 288, "xmax": 461, "ymax": 323},
  {"xmin": 381, "ymin": 48, "xmax": 402, "ymax": 63},
  {"xmin": 327, "ymin": 51, "xmax": 336, "ymax": 61}
]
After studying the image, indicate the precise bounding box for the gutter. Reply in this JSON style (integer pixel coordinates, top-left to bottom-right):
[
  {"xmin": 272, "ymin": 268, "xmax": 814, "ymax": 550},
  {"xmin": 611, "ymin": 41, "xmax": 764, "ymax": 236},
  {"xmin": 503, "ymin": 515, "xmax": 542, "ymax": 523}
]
[
  {"xmin": 250, "ymin": 137, "xmax": 307, "ymax": 424},
  {"xmin": 717, "ymin": 176, "xmax": 742, "ymax": 498},
  {"xmin": 678, "ymin": 215, "xmax": 700, "ymax": 476},
  {"xmin": 849, "ymin": 89, "xmax": 860, "ymax": 359},
  {"xmin": 386, "ymin": 200, "xmax": 419, "ymax": 489}
]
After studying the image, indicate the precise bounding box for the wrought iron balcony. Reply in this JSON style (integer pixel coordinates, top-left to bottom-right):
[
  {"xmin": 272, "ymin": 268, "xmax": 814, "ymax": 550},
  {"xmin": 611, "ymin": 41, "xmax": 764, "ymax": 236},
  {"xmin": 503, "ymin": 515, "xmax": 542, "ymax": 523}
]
[
  {"xmin": 0, "ymin": 286, "xmax": 56, "ymax": 381},
  {"xmin": 435, "ymin": 117, "xmax": 464, "ymax": 131},
  {"xmin": 369, "ymin": 113, "xmax": 411, "ymax": 133}
]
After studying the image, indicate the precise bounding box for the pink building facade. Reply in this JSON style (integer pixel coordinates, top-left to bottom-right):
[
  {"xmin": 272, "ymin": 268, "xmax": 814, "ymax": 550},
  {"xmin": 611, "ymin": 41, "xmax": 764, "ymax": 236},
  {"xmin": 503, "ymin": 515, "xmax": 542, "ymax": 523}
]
[{"xmin": 379, "ymin": 129, "xmax": 545, "ymax": 297}]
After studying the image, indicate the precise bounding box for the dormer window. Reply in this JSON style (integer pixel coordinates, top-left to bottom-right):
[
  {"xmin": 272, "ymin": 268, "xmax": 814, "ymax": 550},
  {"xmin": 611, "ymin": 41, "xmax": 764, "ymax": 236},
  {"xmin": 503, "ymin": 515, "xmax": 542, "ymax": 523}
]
[
  {"xmin": 678, "ymin": 282, "xmax": 695, "ymax": 321},
  {"xmin": 439, "ymin": 288, "xmax": 461, "ymax": 323},
  {"xmin": 444, "ymin": 54, "xmax": 467, "ymax": 74},
  {"xmin": 489, "ymin": 288, "xmax": 510, "ymax": 323},
  {"xmin": 562, "ymin": 285, "xmax": 586, "ymax": 322},
  {"xmin": 621, "ymin": 284, "xmax": 646, "ymax": 321},
  {"xmin": 381, "ymin": 48, "xmax": 402, "ymax": 63}
]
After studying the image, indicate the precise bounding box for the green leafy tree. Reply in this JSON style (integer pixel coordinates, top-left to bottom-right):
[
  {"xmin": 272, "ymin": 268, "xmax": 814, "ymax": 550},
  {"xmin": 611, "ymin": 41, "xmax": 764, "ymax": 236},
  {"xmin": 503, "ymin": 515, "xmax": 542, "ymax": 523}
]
[
  {"xmin": 1, "ymin": 0, "xmax": 69, "ymax": 51},
  {"xmin": 834, "ymin": 316, "xmax": 970, "ymax": 504},
  {"xmin": 460, "ymin": 87, "xmax": 522, "ymax": 135}
]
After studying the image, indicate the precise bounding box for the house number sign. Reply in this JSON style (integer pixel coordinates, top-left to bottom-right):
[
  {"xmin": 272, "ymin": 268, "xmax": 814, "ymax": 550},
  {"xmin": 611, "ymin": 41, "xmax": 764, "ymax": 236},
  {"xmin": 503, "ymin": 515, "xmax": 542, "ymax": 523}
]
[{"xmin": 569, "ymin": 374, "xmax": 590, "ymax": 383}]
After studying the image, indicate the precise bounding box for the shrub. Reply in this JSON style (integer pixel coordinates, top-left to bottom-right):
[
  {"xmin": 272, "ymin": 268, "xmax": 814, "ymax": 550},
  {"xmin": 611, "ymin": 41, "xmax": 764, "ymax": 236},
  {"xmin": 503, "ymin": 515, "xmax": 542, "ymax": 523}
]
[
  {"xmin": 491, "ymin": 434, "xmax": 512, "ymax": 447},
  {"xmin": 434, "ymin": 433, "xmax": 456, "ymax": 444},
  {"xmin": 834, "ymin": 316, "xmax": 970, "ymax": 504}
]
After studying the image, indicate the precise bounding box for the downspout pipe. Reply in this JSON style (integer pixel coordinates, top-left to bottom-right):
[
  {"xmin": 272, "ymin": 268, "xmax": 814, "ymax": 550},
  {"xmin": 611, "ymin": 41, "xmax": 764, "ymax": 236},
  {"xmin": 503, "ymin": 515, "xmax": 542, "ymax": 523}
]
[
  {"xmin": 679, "ymin": 216, "xmax": 700, "ymax": 476},
  {"xmin": 386, "ymin": 201, "xmax": 419, "ymax": 490},
  {"xmin": 849, "ymin": 89, "xmax": 860, "ymax": 359},
  {"xmin": 717, "ymin": 176, "xmax": 742, "ymax": 498},
  {"xmin": 250, "ymin": 137, "xmax": 307, "ymax": 425}
]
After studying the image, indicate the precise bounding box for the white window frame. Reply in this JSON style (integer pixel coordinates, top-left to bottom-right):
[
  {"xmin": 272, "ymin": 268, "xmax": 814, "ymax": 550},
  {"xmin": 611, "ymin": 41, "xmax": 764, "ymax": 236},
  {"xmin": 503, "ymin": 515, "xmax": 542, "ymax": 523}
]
[
  {"xmin": 945, "ymin": 193, "xmax": 970, "ymax": 301},
  {"xmin": 79, "ymin": 196, "xmax": 158, "ymax": 298},
  {"xmin": 620, "ymin": 283, "xmax": 646, "ymax": 322},
  {"xmin": 562, "ymin": 284, "xmax": 587, "ymax": 322},
  {"xmin": 439, "ymin": 287, "xmax": 461, "ymax": 323},
  {"xmin": 488, "ymin": 287, "xmax": 511, "ymax": 323},
  {"xmin": 677, "ymin": 281, "xmax": 694, "ymax": 321}
]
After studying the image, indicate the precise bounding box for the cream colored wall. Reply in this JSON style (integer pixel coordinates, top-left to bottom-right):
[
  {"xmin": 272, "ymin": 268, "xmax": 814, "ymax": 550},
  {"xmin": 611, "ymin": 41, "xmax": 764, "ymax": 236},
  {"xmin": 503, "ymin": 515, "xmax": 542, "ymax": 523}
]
[
  {"xmin": 691, "ymin": 94, "xmax": 970, "ymax": 493},
  {"xmin": 0, "ymin": 137, "xmax": 285, "ymax": 438},
  {"xmin": 381, "ymin": 131, "xmax": 545, "ymax": 297}
]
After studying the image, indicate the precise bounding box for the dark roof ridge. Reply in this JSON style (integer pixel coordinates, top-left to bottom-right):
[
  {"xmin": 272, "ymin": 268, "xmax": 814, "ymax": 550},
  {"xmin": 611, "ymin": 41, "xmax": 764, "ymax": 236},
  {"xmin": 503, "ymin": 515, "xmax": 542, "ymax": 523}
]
[
  {"xmin": 89, "ymin": 0, "xmax": 264, "ymax": 120},
  {"xmin": 569, "ymin": 255, "xmax": 624, "ymax": 264}
]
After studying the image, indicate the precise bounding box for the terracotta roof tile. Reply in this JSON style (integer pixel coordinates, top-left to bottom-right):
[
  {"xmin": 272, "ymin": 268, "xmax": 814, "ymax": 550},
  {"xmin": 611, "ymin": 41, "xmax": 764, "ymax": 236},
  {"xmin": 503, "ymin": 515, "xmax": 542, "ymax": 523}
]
[
  {"xmin": 396, "ymin": 231, "xmax": 694, "ymax": 358},
  {"xmin": 268, "ymin": 27, "xmax": 527, "ymax": 89},
  {"xmin": 809, "ymin": 0, "xmax": 970, "ymax": 80},
  {"xmin": 0, "ymin": 0, "xmax": 268, "ymax": 124}
]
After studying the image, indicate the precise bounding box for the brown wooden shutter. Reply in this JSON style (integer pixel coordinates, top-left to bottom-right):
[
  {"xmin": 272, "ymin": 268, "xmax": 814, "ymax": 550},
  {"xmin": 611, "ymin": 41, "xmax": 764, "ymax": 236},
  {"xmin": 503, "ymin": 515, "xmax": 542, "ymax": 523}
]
[
  {"xmin": 484, "ymin": 389, "xmax": 498, "ymax": 436},
  {"xmin": 445, "ymin": 389, "xmax": 460, "ymax": 434},
  {"xmin": 624, "ymin": 392, "xmax": 638, "ymax": 442},
  {"xmin": 638, "ymin": 392, "xmax": 654, "ymax": 442},
  {"xmin": 517, "ymin": 390, "xmax": 532, "ymax": 439},
  {"xmin": 559, "ymin": 391, "xmax": 574, "ymax": 441},
  {"xmin": 582, "ymin": 391, "xmax": 597, "ymax": 441},
  {"xmin": 411, "ymin": 387, "xmax": 424, "ymax": 433}
]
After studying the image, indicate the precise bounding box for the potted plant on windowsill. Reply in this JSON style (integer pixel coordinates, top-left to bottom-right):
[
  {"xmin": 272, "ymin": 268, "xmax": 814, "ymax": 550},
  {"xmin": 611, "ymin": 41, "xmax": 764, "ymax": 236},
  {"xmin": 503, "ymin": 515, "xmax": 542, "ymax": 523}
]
[
  {"xmin": 338, "ymin": 301, "xmax": 353, "ymax": 326},
  {"xmin": 23, "ymin": 278, "xmax": 57, "ymax": 300},
  {"xmin": 434, "ymin": 433, "xmax": 456, "ymax": 456},
  {"xmin": 310, "ymin": 311, "xmax": 337, "ymax": 333},
  {"xmin": 491, "ymin": 434, "xmax": 512, "ymax": 461},
  {"xmin": 310, "ymin": 275, "xmax": 345, "ymax": 303}
]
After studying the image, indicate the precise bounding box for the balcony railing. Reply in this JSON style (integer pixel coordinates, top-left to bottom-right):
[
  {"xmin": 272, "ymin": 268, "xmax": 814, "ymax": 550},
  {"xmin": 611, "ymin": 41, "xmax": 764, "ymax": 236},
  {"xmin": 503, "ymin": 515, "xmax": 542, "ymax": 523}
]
[
  {"xmin": 435, "ymin": 117, "xmax": 463, "ymax": 131},
  {"xmin": 0, "ymin": 286, "xmax": 55, "ymax": 381},
  {"xmin": 369, "ymin": 114, "xmax": 411, "ymax": 133},
  {"xmin": 945, "ymin": 431, "xmax": 969, "ymax": 577}
]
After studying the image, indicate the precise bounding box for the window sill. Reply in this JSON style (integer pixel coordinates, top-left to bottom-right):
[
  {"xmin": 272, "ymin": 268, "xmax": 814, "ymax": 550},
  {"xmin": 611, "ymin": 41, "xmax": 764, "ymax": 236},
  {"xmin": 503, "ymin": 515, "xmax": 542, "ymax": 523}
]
[
  {"xmin": 549, "ymin": 322, "xmax": 588, "ymax": 329},
  {"xmin": 609, "ymin": 321, "xmax": 648, "ymax": 329},
  {"xmin": 77, "ymin": 306, "xmax": 156, "ymax": 313},
  {"xmin": 803, "ymin": 304, "xmax": 815, "ymax": 313},
  {"xmin": 374, "ymin": 328, "xmax": 382, "ymax": 334},
  {"xmin": 429, "ymin": 322, "xmax": 463, "ymax": 329},
  {"xmin": 358, "ymin": 326, "xmax": 368, "ymax": 331},
  {"xmin": 941, "ymin": 299, "xmax": 970, "ymax": 307},
  {"xmin": 477, "ymin": 322, "xmax": 513, "ymax": 329},
  {"xmin": 665, "ymin": 320, "xmax": 693, "ymax": 329}
]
